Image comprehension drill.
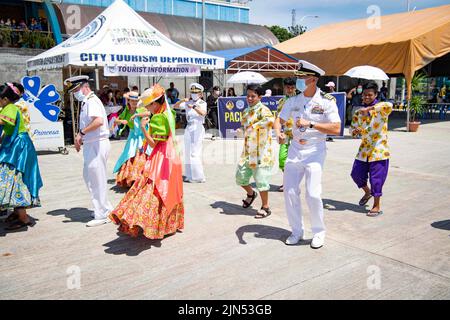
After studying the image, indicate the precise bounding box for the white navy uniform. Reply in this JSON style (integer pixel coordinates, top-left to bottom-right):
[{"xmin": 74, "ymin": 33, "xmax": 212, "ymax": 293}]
[
  {"xmin": 279, "ymin": 88, "xmax": 341, "ymax": 238},
  {"xmin": 182, "ymin": 98, "xmax": 207, "ymax": 182},
  {"xmin": 79, "ymin": 92, "xmax": 113, "ymax": 220}
]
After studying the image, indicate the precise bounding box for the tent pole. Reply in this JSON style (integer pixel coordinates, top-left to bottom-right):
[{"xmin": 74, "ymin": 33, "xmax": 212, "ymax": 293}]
[
  {"xmin": 336, "ymin": 76, "xmax": 340, "ymax": 91},
  {"xmin": 69, "ymin": 65, "xmax": 76, "ymax": 144},
  {"xmin": 225, "ymin": 69, "xmax": 228, "ymax": 97},
  {"xmin": 95, "ymin": 67, "xmax": 100, "ymax": 92}
]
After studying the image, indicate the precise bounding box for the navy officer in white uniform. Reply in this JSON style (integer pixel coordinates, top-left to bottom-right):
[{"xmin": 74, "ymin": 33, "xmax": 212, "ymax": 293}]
[
  {"xmin": 64, "ymin": 76, "xmax": 113, "ymax": 227},
  {"xmin": 278, "ymin": 61, "xmax": 341, "ymax": 249}
]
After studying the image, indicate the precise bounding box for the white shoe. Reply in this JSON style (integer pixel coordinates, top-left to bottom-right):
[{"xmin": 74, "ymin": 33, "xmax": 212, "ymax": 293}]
[
  {"xmin": 311, "ymin": 233, "xmax": 325, "ymax": 249},
  {"xmin": 86, "ymin": 218, "xmax": 110, "ymax": 227},
  {"xmin": 285, "ymin": 233, "xmax": 304, "ymax": 245}
]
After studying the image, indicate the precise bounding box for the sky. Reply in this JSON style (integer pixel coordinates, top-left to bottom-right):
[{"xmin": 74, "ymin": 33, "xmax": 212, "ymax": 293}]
[{"xmin": 248, "ymin": 0, "xmax": 450, "ymax": 29}]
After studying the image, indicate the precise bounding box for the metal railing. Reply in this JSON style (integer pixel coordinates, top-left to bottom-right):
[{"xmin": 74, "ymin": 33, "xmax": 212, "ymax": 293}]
[{"xmin": 0, "ymin": 28, "xmax": 55, "ymax": 49}]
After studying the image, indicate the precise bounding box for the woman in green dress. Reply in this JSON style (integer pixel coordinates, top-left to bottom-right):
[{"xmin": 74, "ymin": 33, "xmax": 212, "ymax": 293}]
[{"xmin": 0, "ymin": 83, "xmax": 43, "ymax": 230}]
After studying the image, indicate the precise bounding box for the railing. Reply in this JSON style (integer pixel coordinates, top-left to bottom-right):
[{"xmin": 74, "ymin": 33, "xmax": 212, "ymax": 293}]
[
  {"xmin": 421, "ymin": 103, "xmax": 450, "ymax": 120},
  {"xmin": 0, "ymin": 28, "xmax": 55, "ymax": 49}
]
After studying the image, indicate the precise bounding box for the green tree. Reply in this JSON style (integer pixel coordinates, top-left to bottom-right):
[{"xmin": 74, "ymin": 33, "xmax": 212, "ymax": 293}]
[
  {"xmin": 288, "ymin": 24, "xmax": 307, "ymax": 36},
  {"xmin": 265, "ymin": 25, "xmax": 293, "ymax": 43}
]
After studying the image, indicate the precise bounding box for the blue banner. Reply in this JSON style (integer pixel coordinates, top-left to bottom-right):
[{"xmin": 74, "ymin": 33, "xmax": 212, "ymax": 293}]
[{"xmin": 218, "ymin": 93, "xmax": 346, "ymax": 139}]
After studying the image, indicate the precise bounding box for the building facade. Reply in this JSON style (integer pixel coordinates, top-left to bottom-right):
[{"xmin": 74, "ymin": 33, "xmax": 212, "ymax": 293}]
[{"xmin": 60, "ymin": 0, "xmax": 249, "ymax": 23}]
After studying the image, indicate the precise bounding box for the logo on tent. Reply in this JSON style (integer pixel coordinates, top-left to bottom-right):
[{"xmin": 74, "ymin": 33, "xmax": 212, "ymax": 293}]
[{"xmin": 62, "ymin": 15, "xmax": 106, "ymax": 48}]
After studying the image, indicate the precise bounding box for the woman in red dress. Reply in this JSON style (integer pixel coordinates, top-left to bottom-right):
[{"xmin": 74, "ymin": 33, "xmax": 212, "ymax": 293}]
[{"xmin": 109, "ymin": 84, "xmax": 184, "ymax": 239}]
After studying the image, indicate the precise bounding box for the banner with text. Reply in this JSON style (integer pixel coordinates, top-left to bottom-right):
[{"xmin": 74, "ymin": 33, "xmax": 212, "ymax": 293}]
[
  {"xmin": 104, "ymin": 64, "xmax": 201, "ymax": 77},
  {"xmin": 217, "ymin": 93, "xmax": 346, "ymax": 139}
]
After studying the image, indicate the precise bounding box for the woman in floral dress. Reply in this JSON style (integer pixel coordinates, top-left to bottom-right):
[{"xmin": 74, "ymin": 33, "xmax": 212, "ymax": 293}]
[
  {"xmin": 235, "ymin": 84, "xmax": 275, "ymax": 219},
  {"xmin": 109, "ymin": 84, "xmax": 184, "ymax": 239},
  {"xmin": 113, "ymin": 91, "xmax": 151, "ymax": 187}
]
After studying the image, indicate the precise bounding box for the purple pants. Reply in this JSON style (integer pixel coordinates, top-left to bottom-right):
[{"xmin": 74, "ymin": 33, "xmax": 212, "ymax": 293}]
[{"xmin": 350, "ymin": 159, "xmax": 389, "ymax": 197}]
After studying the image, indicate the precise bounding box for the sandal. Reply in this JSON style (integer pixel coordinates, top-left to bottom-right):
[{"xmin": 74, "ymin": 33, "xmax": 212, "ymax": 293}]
[
  {"xmin": 242, "ymin": 191, "xmax": 257, "ymax": 208},
  {"xmin": 5, "ymin": 219, "xmax": 35, "ymax": 231},
  {"xmin": 367, "ymin": 210, "xmax": 383, "ymax": 217},
  {"xmin": 255, "ymin": 207, "xmax": 272, "ymax": 219},
  {"xmin": 359, "ymin": 194, "xmax": 372, "ymax": 206}
]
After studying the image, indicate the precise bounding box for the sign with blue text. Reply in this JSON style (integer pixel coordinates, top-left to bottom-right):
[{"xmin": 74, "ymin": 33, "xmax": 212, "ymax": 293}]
[{"xmin": 217, "ymin": 93, "xmax": 346, "ymax": 139}]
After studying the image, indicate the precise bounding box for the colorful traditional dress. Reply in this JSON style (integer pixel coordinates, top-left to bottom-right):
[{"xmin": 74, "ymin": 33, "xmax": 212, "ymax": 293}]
[
  {"xmin": 0, "ymin": 103, "xmax": 42, "ymax": 209},
  {"xmin": 113, "ymin": 107, "xmax": 152, "ymax": 187},
  {"xmin": 235, "ymin": 101, "xmax": 275, "ymax": 191},
  {"xmin": 109, "ymin": 104, "xmax": 184, "ymax": 239}
]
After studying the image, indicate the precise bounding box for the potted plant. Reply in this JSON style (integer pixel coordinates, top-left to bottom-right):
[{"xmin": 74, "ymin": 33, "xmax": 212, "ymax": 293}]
[
  {"xmin": 407, "ymin": 72, "xmax": 427, "ymax": 132},
  {"xmin": 408, "ymin": 95, "xmax": 426, "ymax": 132},
  {"xmin": 0, "ymin": 28, "xmax": 12, "ymax": 47}
]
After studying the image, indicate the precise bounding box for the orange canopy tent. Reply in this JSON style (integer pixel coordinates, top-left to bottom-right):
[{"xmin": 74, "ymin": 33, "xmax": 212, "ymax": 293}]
[{"xmin": 275, "ymin": 4, "xmax": 450, "ymax": 101}]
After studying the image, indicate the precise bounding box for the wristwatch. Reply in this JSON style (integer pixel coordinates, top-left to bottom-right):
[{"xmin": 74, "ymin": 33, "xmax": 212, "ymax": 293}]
[
  {"xmin": 79, "ymin": 129, "xmax": 85, "ymax": 136},
  {"xmin": 309, "ymin": 121, "xmax": 316, "ymax": 129}
]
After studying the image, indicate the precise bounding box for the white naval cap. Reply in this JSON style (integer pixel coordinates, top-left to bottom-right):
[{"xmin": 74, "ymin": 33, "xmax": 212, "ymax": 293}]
[
  {"xmin": 294, "ymin": 60, "xmax": 325, "ymax": 77},
  {"xmin": 189, "ymin": 82, "xmax": 204, "ymax": 93},
  {"xmin": 64, "ymin": 75, "xmax": 93, "ymax": 93}
]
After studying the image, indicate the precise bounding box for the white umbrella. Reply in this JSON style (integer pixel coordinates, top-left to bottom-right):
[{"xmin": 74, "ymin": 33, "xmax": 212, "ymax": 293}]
[
  {"xmin": 227, "ymin": 71, "xmax": 268, "ymax": 84},
  {"xmin": 344, "ymin": 65, "xmax": 389, "ymax": 81}
]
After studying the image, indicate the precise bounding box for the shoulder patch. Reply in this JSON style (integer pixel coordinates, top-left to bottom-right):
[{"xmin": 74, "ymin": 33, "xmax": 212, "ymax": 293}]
[{"xmin": 320, "ymin": 91, "xmax": 336, "ymax": 101}]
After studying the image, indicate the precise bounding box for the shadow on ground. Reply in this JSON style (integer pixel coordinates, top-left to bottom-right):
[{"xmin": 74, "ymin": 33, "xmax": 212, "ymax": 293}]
[
  {"xmin": 0, "ymin": 214, "xmax": 39, "ymax": 237},
  {"xmin": 210, "ymin": 201, "xmax": 258, "ymax": 216},
  {"xmin": 323, "ymin": 198, "xmax": 368, "ymax": 214},
  {"xmin": 431, "ymin": 220, "xmax": 450, "ymax": 231},
  {"xmin": 47, "ymin": 207, "xmax": 93, "ymax": 223},
  {"xmin": 103, "ymin": 232, "xmax": 163, "ymax": 256},
  {"xmin": 235, "ymin": 224, "xmax": 311, "ymax": 246},
  {"xmin": 110, "ymin": 185, "xmax": 129, "ymax": 194}
]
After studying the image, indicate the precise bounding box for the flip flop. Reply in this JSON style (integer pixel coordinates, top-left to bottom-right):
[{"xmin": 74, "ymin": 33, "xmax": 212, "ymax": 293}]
[
  {"xmin": 242, "ymin": 191, "xmax": 257, "ymax": 208},
  {"xmin": 367, "ymin": 210, "xmax": 383, "ymax": 217},
  {"xmin": 255, "ymin": 207, "xmax": 272, "ymax": 219},
  {"xmin": 359, "ymin": 194, "xmax": 372, "ymax": 206}
]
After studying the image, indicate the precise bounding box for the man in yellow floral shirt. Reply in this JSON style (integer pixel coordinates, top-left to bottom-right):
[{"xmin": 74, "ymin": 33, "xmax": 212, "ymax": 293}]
[
  {"xmin": 236, "ymin": 84, "xmax": 275, "ymax": 219},
  {"xmin": 350, "ymin": 81, "xmax": 392, "ymax": 217},
  {"xmin": 273, "ymin": 77, "xmax": 297, "ymax": 192}
]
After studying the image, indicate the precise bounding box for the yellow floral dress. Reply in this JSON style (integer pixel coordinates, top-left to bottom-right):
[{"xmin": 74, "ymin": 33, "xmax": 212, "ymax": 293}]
[
  {"xmin": 351, "ymin": 102, "xmax": 393, "ymax": 162},
  {"xmin": 239, "ymin": 101, "xmax": 275, "ymax": 169}
]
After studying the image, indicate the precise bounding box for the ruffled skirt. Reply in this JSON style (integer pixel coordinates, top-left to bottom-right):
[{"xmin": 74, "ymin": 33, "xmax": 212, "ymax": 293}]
[{"xmin": 0, "ymin": 163, "xmax": 40, "ymax": 209}]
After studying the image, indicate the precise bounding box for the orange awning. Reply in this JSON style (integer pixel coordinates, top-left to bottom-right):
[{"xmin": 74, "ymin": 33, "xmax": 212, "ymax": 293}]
[{"xmin": 275, "ymin": 4, "xmax": 450, "ymax": 99}]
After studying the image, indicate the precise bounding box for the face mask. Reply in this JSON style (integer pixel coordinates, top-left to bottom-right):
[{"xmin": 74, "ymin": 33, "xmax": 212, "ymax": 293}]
[
  {"xmin": 191, "ymin": 93, "xmax": 199, "ymax": 101},
  {"xmin": 357, "ymin": 88, "xmax": 363, "ymax": 94},
  {"xmin": 296, "ymin": 79, "xmax": 307, "ymax": 92},
  {"xmin": 74, "ymin": 90, "xmax": 85, "ymax": 102}
]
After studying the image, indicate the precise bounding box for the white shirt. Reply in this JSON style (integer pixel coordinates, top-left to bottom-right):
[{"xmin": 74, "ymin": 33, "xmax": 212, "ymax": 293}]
[
  {"xmin": 279, "ymin": 88, "xmax": 341, "ymax": 148},
  {"xmin": 79, "ymin": 92, "xmax": 110, "ymax": 143},
  {"xmin": 181, "ymin": 99, "xmax": 207, "ymax": 124}
]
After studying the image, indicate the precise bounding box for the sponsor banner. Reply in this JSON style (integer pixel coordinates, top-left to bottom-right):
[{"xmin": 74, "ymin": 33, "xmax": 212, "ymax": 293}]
[
  {"xmin": 30, "ymin": 122, "xmax": 65, "ymax": 150},
  {"xmin": 217, "ymin": 93, "xmax": 346, "ymax": 139},
  {"xmin": 19, "ymin": 76, "xmax": 65, "ymax": 151},
  {"xmin": 104, "ymin": 64, "xmax": 201, "ymax": 77}
]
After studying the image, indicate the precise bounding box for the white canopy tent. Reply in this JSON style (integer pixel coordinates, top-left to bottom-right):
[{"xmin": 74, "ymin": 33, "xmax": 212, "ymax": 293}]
[
  {"xmin": 26, "ymin": 0, "xmax": 224, "ymax": 74},
  {"xmin": 26, "ymin": 0, "xmax": 224, "ymax": 141}
]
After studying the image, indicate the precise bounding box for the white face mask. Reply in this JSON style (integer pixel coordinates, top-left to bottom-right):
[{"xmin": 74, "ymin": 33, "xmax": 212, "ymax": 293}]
[
  {"xmin": 73, "ymin": 90, "xmax": 85, "ymax": 102},
  {"xmin": 191, "ymin": 93, "xmax": 199, "ymax": 101}
]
